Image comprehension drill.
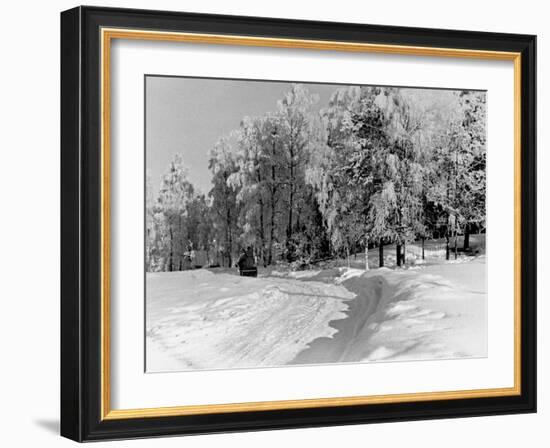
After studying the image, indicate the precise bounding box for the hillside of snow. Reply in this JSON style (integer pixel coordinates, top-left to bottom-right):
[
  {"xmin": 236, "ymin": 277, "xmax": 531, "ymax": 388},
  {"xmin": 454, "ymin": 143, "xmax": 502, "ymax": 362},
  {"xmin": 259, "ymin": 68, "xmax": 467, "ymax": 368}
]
[
  {"xmin": 146, "ymin": 256, "xmax": 486, "ymax": 372},
  {"xmin": 146, "ymin": 270, "xmax": 355, "ymax": 371}
]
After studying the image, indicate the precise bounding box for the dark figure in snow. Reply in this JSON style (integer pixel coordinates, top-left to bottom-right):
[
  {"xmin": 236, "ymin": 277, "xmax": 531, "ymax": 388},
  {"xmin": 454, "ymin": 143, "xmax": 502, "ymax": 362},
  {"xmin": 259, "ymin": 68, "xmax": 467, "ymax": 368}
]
[{"xmin": 236, "ymin": 246, "xmax": 258, "ymax": 277}]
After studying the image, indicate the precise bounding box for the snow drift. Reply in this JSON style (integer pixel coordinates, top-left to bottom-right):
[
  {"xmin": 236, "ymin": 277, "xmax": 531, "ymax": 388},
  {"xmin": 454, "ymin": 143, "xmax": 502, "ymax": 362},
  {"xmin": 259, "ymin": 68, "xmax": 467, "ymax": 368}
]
[
  {"xmin": 146, "ymin": 257, "xmax": 486, "ymax": 372},
  {"xmin": 146, "ymin": 270, "xmax": 355, "ymax": 371},
  {"xmin": 293, "ymin": 257, "xmax": 486, "ymax": 364}
]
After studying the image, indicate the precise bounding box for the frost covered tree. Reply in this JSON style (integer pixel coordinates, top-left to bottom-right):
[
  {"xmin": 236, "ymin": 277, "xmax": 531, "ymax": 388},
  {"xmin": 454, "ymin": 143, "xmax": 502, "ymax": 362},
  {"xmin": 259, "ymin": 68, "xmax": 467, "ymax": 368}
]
[
  {"xmin": 276, "ymin": 84, "xmax": 323, "ymax": 262},
  {"xmin": 185, "ymin": 193, "xmax": 212, "ymax": 252},
  {"xmin": 209, "ymin": 136, "xmax": 241, "ymax": 267},
  {"xmin": 330, "ymin": 87, "xmax": 427, "ymax": 267},
  {"xmin": 229, "ymin": 86, "xmax": 330, "ymax": 266},
  {"xmin": 381, "ymin": 88, "xmax": 426, "ymax": 265},
  {"xmin": 258, "ymin": 114, "xmax": 285, "ymax": 265},
  {"xmin": 146, "ymin": 84, "xmax": 486, "ymax": 272},
  {"xmin": 154, "ymin": 154, "xmax": 195, "ymax": 271},
  {"xmin": 308, "ymin": 86, "xmax": 367, "ymax": 265},
  {"xmin": 229, "ymin": 116, "xmax": 273, "ymax": 266},
  {"xmin": 457, "ymin": 91, "xmax": 487, "ymax": 249},
  {"xmin": 145, "ymin": 170, "xmax": 156, "ymax": 271},
  {"xmin": 428, "ymin": 91, "xmax": 486, "ymax": 259}
]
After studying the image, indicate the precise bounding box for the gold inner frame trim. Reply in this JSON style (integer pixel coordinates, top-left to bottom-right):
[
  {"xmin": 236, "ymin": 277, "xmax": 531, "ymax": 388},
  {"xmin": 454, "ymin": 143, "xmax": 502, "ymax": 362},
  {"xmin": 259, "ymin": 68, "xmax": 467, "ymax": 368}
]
[{"xmin": 100, "ymin": 27, "xmax": 522, "ymax": 421}]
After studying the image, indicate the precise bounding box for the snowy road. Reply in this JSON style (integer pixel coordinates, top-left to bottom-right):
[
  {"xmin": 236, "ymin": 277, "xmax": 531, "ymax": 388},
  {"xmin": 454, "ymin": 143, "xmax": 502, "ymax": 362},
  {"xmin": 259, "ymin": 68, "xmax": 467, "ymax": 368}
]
[
  {"xmin": 146, "ymin": 270, "xmax": 355, "ymax": 371},
  {"xmin": 146, "ymin": 257, "xmax": 487, "ymax": 372},
  {"xmin": 293, "ymin": 260, "xmax": 487, "ymax": 364}
]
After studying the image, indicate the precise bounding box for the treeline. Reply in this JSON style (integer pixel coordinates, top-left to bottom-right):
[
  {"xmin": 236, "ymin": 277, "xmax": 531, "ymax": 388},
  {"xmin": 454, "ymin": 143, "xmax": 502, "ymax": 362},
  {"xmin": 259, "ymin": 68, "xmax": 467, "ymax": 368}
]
[{"xmin": 146, "ymin": 84, "xmax": 486, "ymax": 272}]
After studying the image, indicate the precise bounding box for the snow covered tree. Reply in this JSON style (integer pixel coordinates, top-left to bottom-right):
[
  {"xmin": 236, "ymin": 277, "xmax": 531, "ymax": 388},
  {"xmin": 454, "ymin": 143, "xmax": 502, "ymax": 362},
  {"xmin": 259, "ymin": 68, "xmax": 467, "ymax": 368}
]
[
  {"xmin": 308, "ymin": 86, "xmax": 367, "ymax": 264},
  {"xmin": 229, "ymin": 116, "xmax": 271, "ymax": 266},
  {"xmin": 382, "ymin": 88, "xmax": 426, "ymax": 265},
  {"xmin": 208, "ymin": 136, "xmax": 241, "ymax": 267},
  {"xmin": 275, "ymin": 84, "xmax": 322, "ymax": 262},
  {"xmin": 146, "ymin": 83, "xmax": 486, "ymax": 272},
  {"xmin": 185, "ymin": 193, "xmax": 212, "ymax": 252},
  {"xmin": 155, "ymin": 154, "xmax": 196, "ymax": 271},
  {"xmin": 342, "ymin": 87, "xmax": 397, "ymax": 266},
  {"xmin": 427, "ymin": 90, "xmax": 486, "ymax": 259},
  {"xmin": 258, "ymin": 114, "xmax": 285, "ymax": 265},
  {"xmin": 457, "ymin": 91, "xmax": 487, "ymax": 249},
  {"xmin": 338, "ymin": 87, "xmax": 426, "ymax": 267},
  {"xmin": 145, "ymin": 170, "xmax": 156, "ymax": 271}
]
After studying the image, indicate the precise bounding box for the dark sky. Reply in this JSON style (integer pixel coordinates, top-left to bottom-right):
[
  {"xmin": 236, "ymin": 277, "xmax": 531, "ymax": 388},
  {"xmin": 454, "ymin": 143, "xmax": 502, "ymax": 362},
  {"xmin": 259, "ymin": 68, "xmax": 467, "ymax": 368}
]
[{"xmin": 145, "ymin": 76, "xmax": 339, "ymax": 195}]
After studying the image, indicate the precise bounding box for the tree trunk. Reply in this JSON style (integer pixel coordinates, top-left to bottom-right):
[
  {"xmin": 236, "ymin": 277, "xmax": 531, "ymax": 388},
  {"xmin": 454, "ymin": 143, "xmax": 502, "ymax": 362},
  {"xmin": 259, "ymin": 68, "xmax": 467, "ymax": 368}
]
[
  {"xmin": 365, "ymin": 237, "xmax": 369, "ymax": 271},
  {"xmin": 422, "ymin": 237, "xmax": 425, "ymax": 260},
  {"xmin": 168, "ymin": 226, "xmax": 173, "ymax": 271},
  {"xmin": 268, "ymin": 202, "xmax": 275, "ymax": 265},
  {"xmin": 402, "ymin": 242, "xmax": 406, "ymax": 266},
  {"xmin": 146, "ymin": 229, "xmax": 152, "ymax": 272},
  {"xmin": 454, "ymin": 231, "xmax": 458, "ymax": 260},
  {"xmin": 286, "ymin": 199, "xmax": 293, "ymax": 261},
  {"xmin": 268, "ymin": 144, "xmax": 278, "ymax": 266},
  {"xmin": 227, "ymin": 206, "xmax": 234, "ymax": 267},
  {"xmin": 258, "ymin": 199, "xmax": 266, "ymax": 268},
  {"xmin": 379, "ymin": 240, "xmax": 384, "ymax": 267},
  {"xmin": 396, "ymin": 243, "xmax": 402, "ymax": 267},
  {"xmin": 179, "ymin": 215, "xmax": 183, "ymax": 271},
  {"xmin": 346, "ymin": 245, "xmax": 350, "ymax": 268},
  {"xmin": 445, "ymin": 234, "xmax": 450, "ymax": 261},
  {"xmin": 463, "ymin": 223, "xmax": 470, "ymax": 250},
  {"xmin": 286, "ymin": 147, "xmax": 295, "ymax": 262}
]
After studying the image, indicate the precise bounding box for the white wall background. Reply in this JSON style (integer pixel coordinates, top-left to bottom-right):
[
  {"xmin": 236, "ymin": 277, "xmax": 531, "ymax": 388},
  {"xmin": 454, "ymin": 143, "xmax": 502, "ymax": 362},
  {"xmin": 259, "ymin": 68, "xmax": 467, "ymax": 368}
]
[{"xmin": 0, "ymin": 0, "xmax": 546, "ymax": 446}]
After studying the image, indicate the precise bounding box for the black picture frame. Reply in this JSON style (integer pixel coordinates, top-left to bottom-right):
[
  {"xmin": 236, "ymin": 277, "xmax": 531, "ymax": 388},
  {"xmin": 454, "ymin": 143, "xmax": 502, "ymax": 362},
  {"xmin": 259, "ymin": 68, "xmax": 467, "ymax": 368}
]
[{"xmin": 61, "ymin": 5, "xmax": 536, "ymax": 442}]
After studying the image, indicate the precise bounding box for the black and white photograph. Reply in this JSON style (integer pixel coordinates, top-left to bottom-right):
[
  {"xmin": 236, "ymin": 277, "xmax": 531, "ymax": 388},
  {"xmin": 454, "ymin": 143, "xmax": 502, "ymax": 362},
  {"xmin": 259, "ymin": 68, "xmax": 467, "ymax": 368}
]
[
  {"xmin": 145, "ymin": 76, "xmax": 487, "ymax": 373},
  {"xmin": 0, "ymin": 0, "xmax": 543, "ymax": 443}
]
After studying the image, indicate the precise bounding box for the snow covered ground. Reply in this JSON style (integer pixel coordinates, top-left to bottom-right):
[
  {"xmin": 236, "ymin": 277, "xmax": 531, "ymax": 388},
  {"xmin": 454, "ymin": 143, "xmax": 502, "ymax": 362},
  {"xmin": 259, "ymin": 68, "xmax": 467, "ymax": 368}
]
[{"xmin": 146, "ymin": 256, "xmax": 486, "ymax": 372}]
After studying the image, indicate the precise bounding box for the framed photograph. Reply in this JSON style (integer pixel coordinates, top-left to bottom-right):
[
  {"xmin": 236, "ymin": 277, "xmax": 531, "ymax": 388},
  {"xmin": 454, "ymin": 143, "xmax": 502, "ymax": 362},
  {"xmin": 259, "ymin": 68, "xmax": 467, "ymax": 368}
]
[{"xmin": 60, "ymin": 6, "xmax": 536, "ymax": 442}]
